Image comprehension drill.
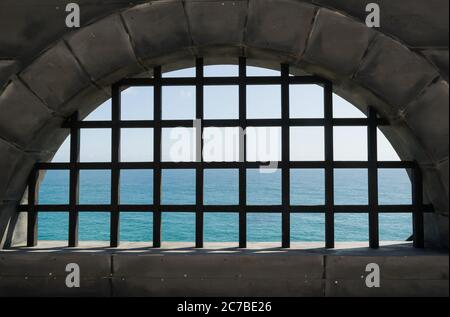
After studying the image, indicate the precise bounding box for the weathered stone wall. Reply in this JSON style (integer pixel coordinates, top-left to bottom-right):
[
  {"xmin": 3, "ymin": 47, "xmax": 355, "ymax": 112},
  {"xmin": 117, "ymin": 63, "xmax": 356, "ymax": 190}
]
[{"xmin": 0, "ymin": 0, "xmax": 448, "ymax": 249}]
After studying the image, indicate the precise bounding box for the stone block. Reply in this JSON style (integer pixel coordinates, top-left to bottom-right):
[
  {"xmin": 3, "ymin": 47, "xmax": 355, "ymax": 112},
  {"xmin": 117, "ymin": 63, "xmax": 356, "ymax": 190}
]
[
  {"xmin": 20, "ymin": 42, "xmax": 91, "ymax": 112},
  {"xmin": 405, "ymin": 79, "xmax": 449, "ymax": 162},
  {"xmin": 0, "ymin": 140, "xmax": 23, "ymax": 200},
  {"xmin": 314, "ymin": 0, "xmax": 449, "ymax": 48},
  {"xmin": 422, "ymin": 49, "xmax": 449, "ymax": 80},
  {"xmin": 422, "ymin": 165, "xmax": 449, "ymax": 216},
  {"xmin": 246, "ymin": 0, "xmax": 316, "ymax": 55},
  {"xmin": 66, "ymin": 14, "xmax": 143, "ymax": 85},
  {"xmin": 122, "ymin": 1, "xmax": 191, "ymax": 60},
  {"xmin": 3, "ymin": 153, "xmax": 38, "ymax": 202},
  {"xmin": 355, "ymin": 35, "xmax": 438, "ymax": 108},
  {"xmin": 0, "ymin": 202, "xmax": 27, "ymax": 249},
  {"xmin": 436, "ymin": 159, "xmax": 449, "ymax": 201},
  {"xmin": 0, "ymin": 80, "xmax": 53, "ymax": 148},
  {"xmin": 424, "ymin": 213, "xmax": 449, "ymax": 249},
  {"xmin": 303, "ymin": 9, "xmax": 375, "ymax": 76},
  {"xmin": 185, "ymin": 0, "xmax": 248, "ymax": 46}
]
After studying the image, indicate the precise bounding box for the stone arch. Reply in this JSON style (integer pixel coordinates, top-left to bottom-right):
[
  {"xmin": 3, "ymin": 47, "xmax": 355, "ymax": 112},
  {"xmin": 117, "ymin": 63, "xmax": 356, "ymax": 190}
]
[{"xmin": 0, "ymin": 0, "xmax": 447, "ymax": 249}]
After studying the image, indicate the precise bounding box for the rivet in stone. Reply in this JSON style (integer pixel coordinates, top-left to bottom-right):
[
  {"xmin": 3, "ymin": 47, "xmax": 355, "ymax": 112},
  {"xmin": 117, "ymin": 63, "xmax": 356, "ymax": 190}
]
[
  {"xmin": 161, "ymin": 278, "xmax": 164, "ymax": 282},
  {"xmin": 49, "ymin": 272, "xmax": 52, "ymax": 276},
  {"xmin": 184, "ymin": 274, "xmax": 188, "ymax": 278},
  {"xmin": 334, "ymin": 281, "xmax": 338, "ymax": 285}
]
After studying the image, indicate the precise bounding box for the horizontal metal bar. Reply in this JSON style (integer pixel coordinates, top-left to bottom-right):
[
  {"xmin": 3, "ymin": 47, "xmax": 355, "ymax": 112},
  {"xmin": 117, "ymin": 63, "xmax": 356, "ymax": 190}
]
[
  {"xmin": 116, "ymin": 76, "xmax": 329, "ymax": 87},
  {"xmin": 18, "ymin": 204, "xmax": 433, "ymax": 213},
  {"xmin": 378, "ymin": 161, "xmax": 416, "ymax": 169},
  {"xmin": 35, "ymin": 161, "xmax": 417, "ymax": 170},
  {"xmin": 62, "ymin": 118, "xmax": 390, "ymax": 129}
]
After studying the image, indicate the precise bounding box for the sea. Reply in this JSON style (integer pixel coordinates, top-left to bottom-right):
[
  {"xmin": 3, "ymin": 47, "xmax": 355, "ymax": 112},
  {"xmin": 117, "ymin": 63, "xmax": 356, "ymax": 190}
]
[{"xmin": 37, "ymin": 168, "xmax": 412, "ymax": 243}]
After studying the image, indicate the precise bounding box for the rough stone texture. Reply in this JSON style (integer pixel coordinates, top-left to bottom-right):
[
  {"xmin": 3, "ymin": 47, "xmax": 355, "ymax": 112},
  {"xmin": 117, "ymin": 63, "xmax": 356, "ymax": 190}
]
[
  {"xmin": 0, "ymin": 79, "xmax": 53, "ymax": 148},
  {"xmin": 0, "ymin": 0, "xmax": 134, "ymax": 61},
  {"xmin": 245, "ymin": 0, "xmax": 316, "ymax": 55},
  {"xmin": 122, "ymin": 1, "xmax": 192, "ymax": 60},
  {"xmin": 185, "ymin": 0, "xmax": 248, "ymax": 47},
  {"xmin": 421, "ymin": 49, "xmax": 449, "ymax": 81},
  {"xmin": 422, "ymin": 164, "xmax": 449, "ymax": 216},
  {"xmin": 0, "ymin": 203, "xmax": 27, "ymax": 249},
  {"xmin": 437, "ymin": 159, "xmax": 449, "ymax": 202},
  {"xmin": 20, "ymin": 42, "xmax": 91, "ymax": 114},
  {"xmin": 0, "ymin": 139, "xmax": 23, "ymax": 200},
  {"xmin": 425, "ymin": 213, "xmax": 449, "ymax": 250},
  {"xmin": 355, "ymin": 35, "xmax": 439, "ymax": 110},
  {"xmin": 404, "ymin": 79, "xmax": 449, "ymax": 162},
  {"xmin": 314, "ymin": 0, "xmax": 449, "ymax": 48},
  {"xmin": 0, "ymin": 60, "xmax": 18, "ymax": 89},
  {"xmin": 66, "ymin": 14, "xmax": 144, "ymax": 85},
  {"xmin": 303, "ymin": 8, "xmax": 375, "ymax": 76},
  {"xmin": 3, "ymin": 153, "xmax": 39, "ymax": 203}
]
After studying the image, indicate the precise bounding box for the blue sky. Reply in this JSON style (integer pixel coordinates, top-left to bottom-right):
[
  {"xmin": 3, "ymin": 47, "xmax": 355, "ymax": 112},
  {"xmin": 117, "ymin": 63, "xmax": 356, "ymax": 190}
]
[{"xmin": 52, "ymin": 65, "xmax": 400, "ymax": 163}]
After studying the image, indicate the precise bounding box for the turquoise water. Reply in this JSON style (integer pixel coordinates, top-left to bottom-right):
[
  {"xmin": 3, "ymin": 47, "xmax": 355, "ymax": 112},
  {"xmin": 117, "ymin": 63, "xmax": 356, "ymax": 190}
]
[{"xmin": 37, "ymin": 169, "xmax": 412, "ymax": 242}]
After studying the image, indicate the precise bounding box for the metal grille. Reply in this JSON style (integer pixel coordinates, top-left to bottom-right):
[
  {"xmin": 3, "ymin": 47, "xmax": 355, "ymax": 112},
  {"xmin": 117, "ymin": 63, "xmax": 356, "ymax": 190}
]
[{"xmin": 21, "ymin": 58, "xmax": 430, "ymax": 249}]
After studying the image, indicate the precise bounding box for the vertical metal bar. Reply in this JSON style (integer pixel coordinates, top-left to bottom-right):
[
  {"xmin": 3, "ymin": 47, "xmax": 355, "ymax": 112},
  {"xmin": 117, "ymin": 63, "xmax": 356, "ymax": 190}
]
[
  {"xmin": 110, "ymin": 84, "xmax": 121, "ymax": 247},
  {"xmin": 27, "ymin": 168, "xmax": 38, "ymax": 247},
  {"xmin": 238, "ymin": 57, "xmax": 247, "ymax": 248},
  {"xmin": 195, "ymin": 58, "xmax": 204, "ymax": 248},
  {"xmin": 68, "ymin": 112, "xmax": 80, "ymax": 247},
  {"xmin": 324, "ymin": 81, "xmax": 334, "ymax": 248},
  {"xmin": 412, "ymin": 164, "xmax": 425, "ymax": 248},
  {"xmin": 368, "ymin": 107, "xmax": 379, "ymax": 249},
  {"xmin": 281, "ymin": 64, "xmax": 290, "ymax": 248},
  {"xmin": 153, "ymin": 66, "xmax": 162, "ymax": 248}
]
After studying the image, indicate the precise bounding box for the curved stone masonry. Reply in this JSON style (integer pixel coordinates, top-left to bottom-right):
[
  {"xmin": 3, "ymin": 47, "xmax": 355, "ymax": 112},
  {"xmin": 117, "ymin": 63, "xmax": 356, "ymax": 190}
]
[{"xmin": 0, "ymin": 0, "xmax": 448, "ymax": 249}]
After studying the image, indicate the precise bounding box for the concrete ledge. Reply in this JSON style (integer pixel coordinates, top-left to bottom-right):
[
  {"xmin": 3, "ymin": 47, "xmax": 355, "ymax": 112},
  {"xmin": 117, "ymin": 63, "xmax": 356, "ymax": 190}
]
[{"xmin": 0, "ymin": 242, "xmax": 448, "ymax": 297}]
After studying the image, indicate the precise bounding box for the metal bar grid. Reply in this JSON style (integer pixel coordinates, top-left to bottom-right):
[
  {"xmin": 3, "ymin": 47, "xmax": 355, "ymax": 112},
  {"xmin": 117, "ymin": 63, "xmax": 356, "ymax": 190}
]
[{"xmin": 21, "ymin": 58, "xmax": 428, "ymax": 249}]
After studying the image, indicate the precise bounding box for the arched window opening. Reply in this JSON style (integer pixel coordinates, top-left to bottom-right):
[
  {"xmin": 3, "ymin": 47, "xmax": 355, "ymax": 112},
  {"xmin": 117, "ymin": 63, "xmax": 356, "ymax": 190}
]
[{"xmin": 21, "ymin": 58, "xmax": 430, "ymax": 249}]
